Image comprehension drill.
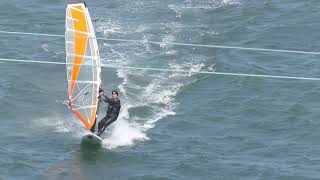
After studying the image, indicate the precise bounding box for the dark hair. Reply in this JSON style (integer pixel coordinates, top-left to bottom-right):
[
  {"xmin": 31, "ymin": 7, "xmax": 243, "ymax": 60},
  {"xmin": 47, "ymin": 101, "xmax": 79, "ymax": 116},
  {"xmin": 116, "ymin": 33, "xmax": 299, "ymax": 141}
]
[{"xmin": 112, "ymin": 90, "xmax": 118, "ymax": 95}]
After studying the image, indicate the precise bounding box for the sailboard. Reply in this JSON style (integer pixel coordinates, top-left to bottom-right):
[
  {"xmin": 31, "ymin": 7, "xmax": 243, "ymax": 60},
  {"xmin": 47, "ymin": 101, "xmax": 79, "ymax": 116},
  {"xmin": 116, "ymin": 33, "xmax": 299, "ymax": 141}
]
[{"xmin": 65, "ymin": 2, "xmax": 102, "ymax": 144}]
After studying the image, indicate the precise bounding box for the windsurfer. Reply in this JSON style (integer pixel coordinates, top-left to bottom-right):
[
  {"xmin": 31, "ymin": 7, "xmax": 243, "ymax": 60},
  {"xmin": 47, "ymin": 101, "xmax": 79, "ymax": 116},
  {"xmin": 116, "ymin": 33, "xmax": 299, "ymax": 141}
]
[{"xmin": 90, "ymin": 88, "xmax": 121, "ymax": 136}]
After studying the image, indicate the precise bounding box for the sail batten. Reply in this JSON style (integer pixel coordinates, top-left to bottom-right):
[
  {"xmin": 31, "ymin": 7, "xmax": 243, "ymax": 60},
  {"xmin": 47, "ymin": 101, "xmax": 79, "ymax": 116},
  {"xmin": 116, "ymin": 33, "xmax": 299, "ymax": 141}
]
[
  {"xmin": 66, "ymin": 53, "xmax": 98, "ymax": 59},
  {"xmin": 69, "ymin": 6, "xmax": 85, "ymax": 13},
  {"xmin": 66, "ymin": 28, "xmax": 93, "ymax": 36},
  {"xmin": 66, "ymin": 17, "xmax": 79, "ymax": 22},
  {"xmin": 66, "ymin": 3, "xmax": 101, "ymax": 129}
]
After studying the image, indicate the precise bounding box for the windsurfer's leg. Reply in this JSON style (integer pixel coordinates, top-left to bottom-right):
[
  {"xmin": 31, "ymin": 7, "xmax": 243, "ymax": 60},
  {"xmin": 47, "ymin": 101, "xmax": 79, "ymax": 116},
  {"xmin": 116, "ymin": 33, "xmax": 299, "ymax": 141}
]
[
  {"xmin": 97, "ymin": 118, "xmax": 111, "ymax": 136},
  {"xmin": 97, "ymin": 115, "xmax": 118, "ymax": 136},
  {"xmin": 103, "ymin": 115, "xmax": 118, "ymax": 129},
  {"xmin": 98, "ymin": 115, "xmax": 110, "ymax": 133}
]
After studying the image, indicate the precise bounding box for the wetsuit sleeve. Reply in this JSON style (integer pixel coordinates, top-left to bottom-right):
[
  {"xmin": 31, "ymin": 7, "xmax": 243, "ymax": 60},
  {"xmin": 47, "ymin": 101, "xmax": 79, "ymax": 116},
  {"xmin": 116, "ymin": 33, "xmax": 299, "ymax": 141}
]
[{"xmin": 101, "ymin": 95, "xmax": 112, "ymax": 103}]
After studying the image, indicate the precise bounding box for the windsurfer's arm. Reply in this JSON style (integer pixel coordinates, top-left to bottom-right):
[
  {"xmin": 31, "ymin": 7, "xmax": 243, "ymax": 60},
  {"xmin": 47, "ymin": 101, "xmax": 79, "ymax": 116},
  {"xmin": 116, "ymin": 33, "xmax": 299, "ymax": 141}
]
[
  {"xmin": 101, "ymin": 95, "xmax": 112, "ymax": 103},
  {"xmin": 98, "ymin": 87, "xmax": 105, "ymax": 100},
  {"xmin": 98, "ymin": 87, "xmax": 110, "ymax": 103}
]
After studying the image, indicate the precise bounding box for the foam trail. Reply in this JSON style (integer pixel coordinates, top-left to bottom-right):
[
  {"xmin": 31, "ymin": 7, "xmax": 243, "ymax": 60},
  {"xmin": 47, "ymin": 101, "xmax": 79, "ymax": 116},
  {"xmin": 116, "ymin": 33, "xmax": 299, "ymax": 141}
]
[
  {"xmin": 99, "ymin": 94, "xmax": 149, "ymax": 148},
  {"xmin": 221, "ymin": 0, "xmax": 241, "ymax": 5},
  {"xmin": 104, "ymin": 62, "xmax": 207, "ymax": 148},
  {"xmin": 98, "ymin": 40, "xmax": 149, "ymax": 148},
  {"xmin": 101, "ymin": 116, "xmax": 148, "ymax": 149},
  {"xmin": 93, "ymin": 18, "xmax": 221, "ymax": 149}
]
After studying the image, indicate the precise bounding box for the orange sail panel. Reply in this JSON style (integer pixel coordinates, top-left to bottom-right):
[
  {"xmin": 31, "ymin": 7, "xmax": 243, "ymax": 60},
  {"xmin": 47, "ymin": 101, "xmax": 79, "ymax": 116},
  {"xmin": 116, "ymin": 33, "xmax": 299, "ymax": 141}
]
[{"xmin": 65, "ymin": 3, "xmax": 101, "ymax": 129}]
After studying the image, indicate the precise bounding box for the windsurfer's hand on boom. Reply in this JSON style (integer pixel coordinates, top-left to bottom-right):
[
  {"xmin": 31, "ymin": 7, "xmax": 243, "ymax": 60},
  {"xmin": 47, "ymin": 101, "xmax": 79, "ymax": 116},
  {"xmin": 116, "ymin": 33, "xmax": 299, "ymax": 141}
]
[{"xmin": 98, "ymin": 87, "xmax": 105, "ymax": 98}]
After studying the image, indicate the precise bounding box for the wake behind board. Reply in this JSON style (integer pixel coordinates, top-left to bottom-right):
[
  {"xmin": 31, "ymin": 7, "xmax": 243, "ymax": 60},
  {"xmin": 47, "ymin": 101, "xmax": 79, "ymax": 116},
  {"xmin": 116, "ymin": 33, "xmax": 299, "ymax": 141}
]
[{"xmin": 81, "ymin": 132, "xmax": 102, "ymax": 145}]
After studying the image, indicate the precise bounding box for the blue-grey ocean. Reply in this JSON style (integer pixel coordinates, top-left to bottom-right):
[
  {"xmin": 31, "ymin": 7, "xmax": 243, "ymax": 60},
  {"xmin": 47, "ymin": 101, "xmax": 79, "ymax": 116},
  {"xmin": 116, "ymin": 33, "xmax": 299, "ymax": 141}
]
[{"xmin": 1, "ymin": 0, "xmax": 320, "ymax": 179}]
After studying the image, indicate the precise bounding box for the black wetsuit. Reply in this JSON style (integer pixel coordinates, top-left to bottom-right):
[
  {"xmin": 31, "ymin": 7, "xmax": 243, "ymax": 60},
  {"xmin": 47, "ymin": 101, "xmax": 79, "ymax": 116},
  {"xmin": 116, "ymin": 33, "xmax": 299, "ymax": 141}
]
[{"xmin": 90, "ymin": 95, "xmax": 121, "ymax": 136}]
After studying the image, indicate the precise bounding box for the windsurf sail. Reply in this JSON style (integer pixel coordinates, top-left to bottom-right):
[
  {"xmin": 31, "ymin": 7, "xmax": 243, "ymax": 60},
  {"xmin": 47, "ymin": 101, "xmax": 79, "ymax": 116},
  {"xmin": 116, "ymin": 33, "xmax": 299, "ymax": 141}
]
[{"xmin": 65, "ymin": 3, "xmax": 101, "ymax": 129}]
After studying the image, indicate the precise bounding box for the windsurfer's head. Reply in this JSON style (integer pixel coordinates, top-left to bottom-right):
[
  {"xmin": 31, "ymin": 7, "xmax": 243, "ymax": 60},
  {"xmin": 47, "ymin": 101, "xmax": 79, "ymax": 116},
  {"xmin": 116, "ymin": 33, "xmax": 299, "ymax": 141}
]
[{"xmin": 112, "ymin": 90, "xmax": 119, "ymax": 100}]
